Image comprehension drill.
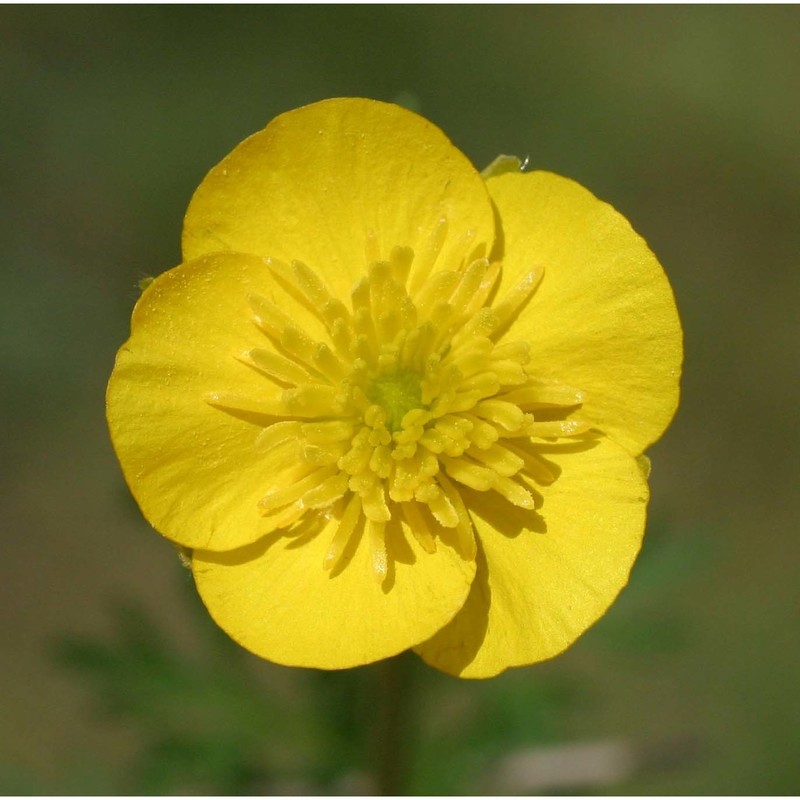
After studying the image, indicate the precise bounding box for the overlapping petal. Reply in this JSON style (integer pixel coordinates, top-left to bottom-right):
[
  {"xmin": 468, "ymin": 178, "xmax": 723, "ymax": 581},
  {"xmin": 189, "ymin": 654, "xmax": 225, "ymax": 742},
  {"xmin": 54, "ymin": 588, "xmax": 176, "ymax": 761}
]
[
  {"xmin": 486, "ymin": 171, "xmax": 682, "ymax": 456},
  {"xmin": 416, "ymin": 435, "xmax": 649, "ymax": 677},
  {"xmin": 106, "ymin": 251, "xmax": 324, "ymax": 551},
  {"xmin": 182, "ymin": 98, "xmax": 496, "ymax": 298},
  {"xmin": 192, "ymin": 510, "xmax": 476, "ymax": 669}
]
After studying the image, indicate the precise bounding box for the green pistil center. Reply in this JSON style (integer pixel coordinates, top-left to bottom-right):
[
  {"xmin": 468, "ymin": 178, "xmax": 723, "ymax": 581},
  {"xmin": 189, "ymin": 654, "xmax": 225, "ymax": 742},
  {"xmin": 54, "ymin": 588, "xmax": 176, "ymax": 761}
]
[{"xmin": 366, "ymin": 369, "xmax": 424, "ymax": 432}]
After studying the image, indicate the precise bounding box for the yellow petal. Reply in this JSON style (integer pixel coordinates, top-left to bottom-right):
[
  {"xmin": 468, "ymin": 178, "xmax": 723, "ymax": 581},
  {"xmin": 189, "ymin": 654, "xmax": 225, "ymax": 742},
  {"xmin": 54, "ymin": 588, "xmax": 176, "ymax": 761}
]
[
  {"xmin": 106, "ymin": 252, "xmax": 318, "ymax": 551},
  {"xmin": 487, "ymin": 171, "xmax": 682, "ymax": 455},
  {"xmin": 415, "ymin": 435, "xmax": 648, "ymax": 677},
  {"xmin": 182, "ymin": 98, "xmax": 495, "ymax": 299},
  {"xmin": 192, "ymin": 509, "xmax": 476, "ymax": 669}
]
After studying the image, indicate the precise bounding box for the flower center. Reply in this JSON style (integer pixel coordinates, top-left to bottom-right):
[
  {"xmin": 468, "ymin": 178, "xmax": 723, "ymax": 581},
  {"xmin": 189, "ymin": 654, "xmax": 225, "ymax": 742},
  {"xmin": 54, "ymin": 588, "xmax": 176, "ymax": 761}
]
[
  {"xmin": 365, "ymin": 369, "xmax": 424, "ymax": 433},
  {"xmin": 206, "ymin": 220, "xmax": 590, "ymax": 583}
]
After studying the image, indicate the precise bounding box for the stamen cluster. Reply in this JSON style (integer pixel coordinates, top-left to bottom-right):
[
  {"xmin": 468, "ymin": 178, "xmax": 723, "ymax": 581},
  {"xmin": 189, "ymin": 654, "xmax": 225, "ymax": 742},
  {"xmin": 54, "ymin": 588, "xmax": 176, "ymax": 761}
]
[{"xmin": 207, "ymin": 220, "xmax": 588, "ymax": 582}]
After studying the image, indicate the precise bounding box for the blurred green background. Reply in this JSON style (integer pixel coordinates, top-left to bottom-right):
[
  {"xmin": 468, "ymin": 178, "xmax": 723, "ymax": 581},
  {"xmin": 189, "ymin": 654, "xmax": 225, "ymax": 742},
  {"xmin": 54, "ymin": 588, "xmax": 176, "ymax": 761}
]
[{"xmin": 2, "ymin": 5, "xmax": 798, "ymax": 794}]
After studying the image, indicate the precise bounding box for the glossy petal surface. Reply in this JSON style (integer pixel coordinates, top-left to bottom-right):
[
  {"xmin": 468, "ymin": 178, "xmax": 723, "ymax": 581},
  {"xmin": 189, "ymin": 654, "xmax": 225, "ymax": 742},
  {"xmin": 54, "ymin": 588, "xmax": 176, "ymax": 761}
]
[
  {"xmin": 193, "ymin": 511, "xmax": 476, "ymax": 669},
  {"xmin": 183, "ymin": 98, "xmax": 495, "ymax": 298},
  {"xmin": 487, "ymin": 171, "xmax": 682, "ymax": 455},
  {"xmin": 416, "ymin": 435, "xmax": 648, "ymax": 677},
  {"xmin": 107, "ymin": 252, "xmax": 299, "ymax": 551}
]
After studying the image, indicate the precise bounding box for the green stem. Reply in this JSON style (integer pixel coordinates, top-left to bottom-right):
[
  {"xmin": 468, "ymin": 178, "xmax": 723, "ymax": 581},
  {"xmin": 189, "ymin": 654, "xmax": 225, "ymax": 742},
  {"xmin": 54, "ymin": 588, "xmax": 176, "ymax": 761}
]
[{"xmin": 373, "ymin": 652, "xmax": 415, "ymax": 795}]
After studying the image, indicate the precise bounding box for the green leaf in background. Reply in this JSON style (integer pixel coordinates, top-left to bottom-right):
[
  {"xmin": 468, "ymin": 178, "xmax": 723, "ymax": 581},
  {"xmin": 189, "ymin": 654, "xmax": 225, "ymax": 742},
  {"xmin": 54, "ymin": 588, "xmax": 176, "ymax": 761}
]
[{"xmin": 54, "ymin": 596, "xmax": 327, "ymax": 794}]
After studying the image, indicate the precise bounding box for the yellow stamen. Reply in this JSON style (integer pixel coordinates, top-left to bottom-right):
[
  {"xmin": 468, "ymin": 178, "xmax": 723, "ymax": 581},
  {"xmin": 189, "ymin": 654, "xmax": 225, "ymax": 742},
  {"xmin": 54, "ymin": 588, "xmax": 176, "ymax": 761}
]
[
  {"xmin": 491, "ymin": 268, "xmax": 544, "ymax": 333},
  {"xmin": 254, "ymin": 420, "xmax": 303, "ymax": 451},
  {"xmin": 210, "ymin": 222, "xmax": 588, "ymax": 583},
  {"xmin": 401, "ymin": 501, "xmax": 437, "ymax": 554},
  {"xmin": 367, "ymin": 519, "xmax": 388, "ymax": 584},
  {"xmin": 204, "ymin": 391, "xmax": 284, "ymax": 418},
  {"xmin": 323, "ymin": 494, "xmax": 362, "ymax": 572},
  {"xmin": 241, "ymin": 348, "xmax": 317, "ymax": 385},
  {"xmin": 258, "ymin": 466, "xmax": 337, "ymax": 513}
]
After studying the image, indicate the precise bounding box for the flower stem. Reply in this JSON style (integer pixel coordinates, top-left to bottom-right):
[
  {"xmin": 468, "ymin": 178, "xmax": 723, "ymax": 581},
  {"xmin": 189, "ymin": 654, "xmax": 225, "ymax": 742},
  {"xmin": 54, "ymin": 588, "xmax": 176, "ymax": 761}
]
[{"xmin": 373, "ymin": 651, "xmax": 415, "ymax": 795}]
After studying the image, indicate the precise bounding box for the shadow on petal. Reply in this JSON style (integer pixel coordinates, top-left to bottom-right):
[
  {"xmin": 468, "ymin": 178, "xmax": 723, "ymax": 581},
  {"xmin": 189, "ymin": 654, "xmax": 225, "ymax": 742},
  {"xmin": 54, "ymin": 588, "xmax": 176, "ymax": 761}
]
[
  {"xmin": 284, "ymin": 512, "xmax": 328, "ymax": 550},
  {"xmin": 328, "ymin": 514, "xmax": 365, "ymax": 580},
  {"xmin": 466, "ymin": 487, "xmax": 547, "ymax": 538},
  {"xmin": 380, "ymin": 515, "xmax": 413, "ymax": 592},
  {"xmin": 415, "ymin": 543, "xmax": 491, "ymax": 675},
  {"xmin": 205, "ymin": 404, "xmax": 285, "ymax": 428},
  {"xmin": 387, "ymin": 514, "xmax": 417, "ymax": 567},
  {"xmin": 532, "ymin": 431, "xmax": 602, "ymax": 455},
  {"xmin": 196, "ymin": 528, "xmax": 287, "ymax": 566},
  {"xmin": 197, "ymin": 511, "xmax": 330, "ymax": 566}
]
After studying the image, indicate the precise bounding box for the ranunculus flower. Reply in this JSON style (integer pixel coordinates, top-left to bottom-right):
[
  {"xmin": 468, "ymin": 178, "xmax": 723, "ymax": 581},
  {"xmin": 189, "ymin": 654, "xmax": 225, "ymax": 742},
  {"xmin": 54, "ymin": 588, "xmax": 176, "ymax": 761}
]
[{"xmin": 107, "ymin": 98, "xmax": 681, "ymax": 677}]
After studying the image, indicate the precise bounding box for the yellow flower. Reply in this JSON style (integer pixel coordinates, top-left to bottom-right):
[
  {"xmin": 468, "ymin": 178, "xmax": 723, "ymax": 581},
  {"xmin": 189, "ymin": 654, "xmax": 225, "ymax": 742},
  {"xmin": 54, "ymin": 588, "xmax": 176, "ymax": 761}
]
[{"xmin": 107, "ymin": 98, "xmax": 681, "ymax": 678}]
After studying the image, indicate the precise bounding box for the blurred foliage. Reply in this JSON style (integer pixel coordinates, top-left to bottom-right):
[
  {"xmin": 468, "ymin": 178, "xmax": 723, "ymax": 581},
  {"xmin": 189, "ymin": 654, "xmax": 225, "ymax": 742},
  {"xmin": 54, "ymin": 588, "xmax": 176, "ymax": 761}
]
[
  {"xmin": 46, "ymin": 514, "xmax": 704, "ymax": 795},
  {"xmin": 54, "ymin": 595, "xmax": 320, "ymax": 793},
  {"xmin": 52, "ymin": 597, "xmax": 279, "ymax": 793}
]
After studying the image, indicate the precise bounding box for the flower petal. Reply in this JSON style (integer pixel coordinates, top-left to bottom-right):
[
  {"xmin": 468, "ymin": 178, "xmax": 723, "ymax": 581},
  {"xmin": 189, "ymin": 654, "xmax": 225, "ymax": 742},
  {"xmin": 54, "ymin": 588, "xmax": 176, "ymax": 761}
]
[
  {"xmin": 192, "ymin": 510, "xmax": 476, "ymax": 669},
  {"xmin": 182, "ymin": 98, "xmax": 495, "ymax": 297},
  {"xmin": 106, "ymin": 251, "xmax": 322, "ymax": 551},
  {"xmin": 487, "ymin": 171, "xmax": 682, "ymax": 455},
  {"xmin": 415, "ymin": 435, "xmax": 648, "ymax": 677}
]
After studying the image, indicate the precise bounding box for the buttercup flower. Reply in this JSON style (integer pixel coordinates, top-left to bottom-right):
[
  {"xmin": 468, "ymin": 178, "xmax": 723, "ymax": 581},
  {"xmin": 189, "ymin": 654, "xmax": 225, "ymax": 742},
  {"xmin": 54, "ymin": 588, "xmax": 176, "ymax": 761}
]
[{"xmin": 107, "ymin": 98, "xmax": 681, "ymax": 678}]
